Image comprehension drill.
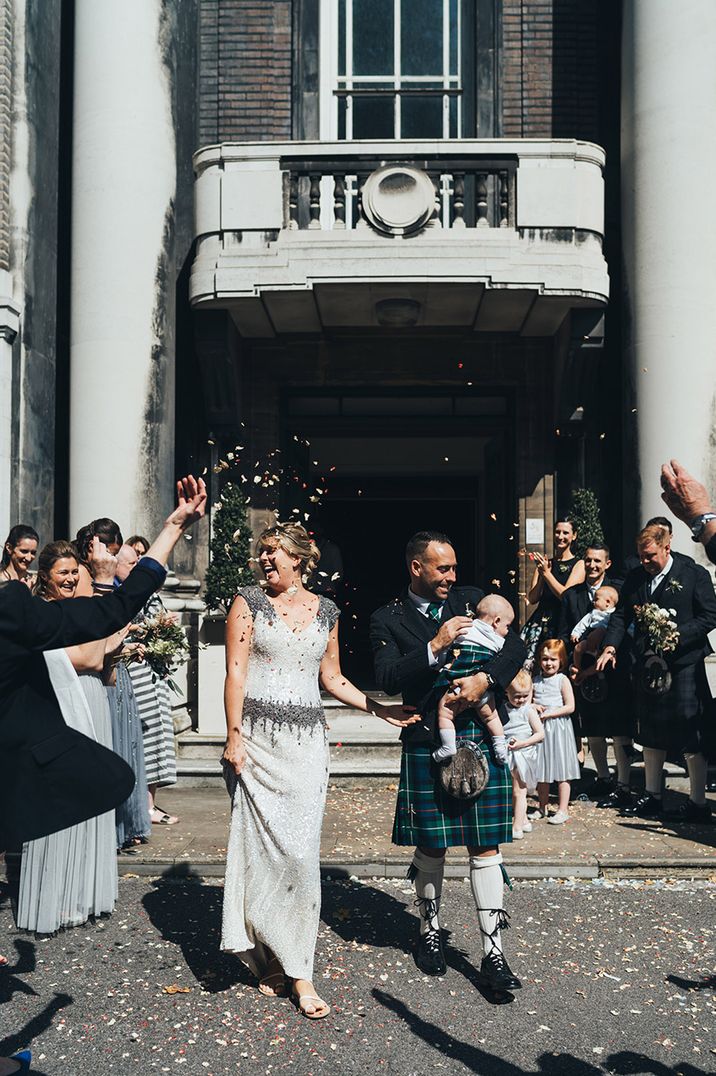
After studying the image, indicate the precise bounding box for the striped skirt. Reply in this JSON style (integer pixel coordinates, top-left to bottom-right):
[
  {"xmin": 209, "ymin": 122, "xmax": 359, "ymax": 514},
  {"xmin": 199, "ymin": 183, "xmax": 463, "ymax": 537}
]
[
  {"xmin": 127, "ymin": 661, "xmax": 177, "ymax": 788},
  {"xmin": 392, "ymin": 716, "xmax": 512, "ymax": 849}
]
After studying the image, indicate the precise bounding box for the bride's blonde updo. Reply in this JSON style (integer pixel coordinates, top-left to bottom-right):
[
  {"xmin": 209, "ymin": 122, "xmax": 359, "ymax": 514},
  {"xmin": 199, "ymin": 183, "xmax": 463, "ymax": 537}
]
[{"xmin": 256, "ymin": 522, "xmax": 320, "ymax": 579}]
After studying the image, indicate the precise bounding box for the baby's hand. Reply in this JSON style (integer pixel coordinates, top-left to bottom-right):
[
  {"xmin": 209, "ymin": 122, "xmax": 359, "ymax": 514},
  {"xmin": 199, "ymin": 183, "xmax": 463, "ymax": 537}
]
[
  {"xmin": 570, "ymin": 634, "xmax": 578, "ymax": 644},
  {"xmin": 534, "ymin": 704, "xmax": 546, "ymax": 715}
]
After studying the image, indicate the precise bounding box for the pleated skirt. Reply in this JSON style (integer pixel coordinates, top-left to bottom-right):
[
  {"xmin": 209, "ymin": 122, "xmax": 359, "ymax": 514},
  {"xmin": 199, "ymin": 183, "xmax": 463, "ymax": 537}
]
[
  {"xmin": 107, "ymin": 663, "xmax": 151, "ymax": 846},
  {"xmin": 535, "ymin": 716, "xmax": 581, "ymax": 783},
  {"xmin": 17, "ymin": 673, "xmax": 118, "ymax": 934}
]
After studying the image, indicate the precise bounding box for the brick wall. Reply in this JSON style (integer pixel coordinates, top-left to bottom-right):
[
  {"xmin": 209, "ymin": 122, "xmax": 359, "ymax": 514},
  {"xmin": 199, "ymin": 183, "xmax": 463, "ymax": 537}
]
[
  {"xmin": 199, "ymin": 0, "xmax": 292, "ymax": 146},
  {"xmin": 502, "ymin": 0, "xmax": 600, "ymax": 141}
]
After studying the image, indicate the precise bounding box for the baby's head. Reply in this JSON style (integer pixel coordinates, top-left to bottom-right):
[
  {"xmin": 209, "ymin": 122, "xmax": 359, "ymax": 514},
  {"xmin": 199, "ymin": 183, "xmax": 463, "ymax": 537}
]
[
  {"xmin": 593, "ymin": 585, "xmax": 619, "ymax": 612},
  {"xmin": 506, "ymin": 668, "xmax": 532, "ymax": 708},
  {"xmin": 476, "ymin": 594, "xmax": 515, "ymax": 637}
]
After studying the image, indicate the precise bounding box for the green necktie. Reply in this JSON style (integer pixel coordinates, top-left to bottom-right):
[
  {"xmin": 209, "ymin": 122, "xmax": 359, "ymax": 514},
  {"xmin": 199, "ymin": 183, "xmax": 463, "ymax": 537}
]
[{"xmin": 426, "ymin": 601, "xmax": 443, "ymax": 623}]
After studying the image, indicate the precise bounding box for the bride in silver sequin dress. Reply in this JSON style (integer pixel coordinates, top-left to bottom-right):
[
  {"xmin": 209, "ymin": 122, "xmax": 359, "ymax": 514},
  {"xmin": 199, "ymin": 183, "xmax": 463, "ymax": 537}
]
[{"xmin": 221, "ymin": 523, "xmax": 416, "ymax": 1019}]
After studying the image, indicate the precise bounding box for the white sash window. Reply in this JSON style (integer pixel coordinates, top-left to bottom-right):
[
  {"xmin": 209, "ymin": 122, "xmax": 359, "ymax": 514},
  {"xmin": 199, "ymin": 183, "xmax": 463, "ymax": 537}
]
[{"xmin": 320, "ymin": 0, "xmax": 462, "ymax": 140}]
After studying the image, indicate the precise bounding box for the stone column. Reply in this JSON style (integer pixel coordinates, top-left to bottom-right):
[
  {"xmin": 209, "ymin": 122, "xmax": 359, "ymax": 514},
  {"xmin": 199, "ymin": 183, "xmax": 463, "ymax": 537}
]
[
  {"xmin": 69, "ymin": 0, "xmax": 176, "ymax": 536},
  {"xmin": 622, "ymin": 0, "xmax": 716, "ymax": 557},
  {"xmin": 0, "ymin": 280, "xmax": 20, "ymax": 538}
]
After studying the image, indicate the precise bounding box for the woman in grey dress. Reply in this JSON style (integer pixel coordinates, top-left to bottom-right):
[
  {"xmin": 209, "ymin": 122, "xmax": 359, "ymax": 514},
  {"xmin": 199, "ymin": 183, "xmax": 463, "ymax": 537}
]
[
  {"xmin": 17, "ymin": 542, "xmax": 119, "ymax": 934},
  {"xmin": 222, "ymin": 524, "xmax": 417, "ymax": 1019}
]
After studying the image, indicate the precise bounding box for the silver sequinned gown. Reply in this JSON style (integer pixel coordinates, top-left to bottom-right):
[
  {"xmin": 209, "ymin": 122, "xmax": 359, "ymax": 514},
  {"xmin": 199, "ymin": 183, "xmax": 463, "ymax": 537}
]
[{"xmin": 221, "ymin": 587, "xmax": 338, "ymax": 982}]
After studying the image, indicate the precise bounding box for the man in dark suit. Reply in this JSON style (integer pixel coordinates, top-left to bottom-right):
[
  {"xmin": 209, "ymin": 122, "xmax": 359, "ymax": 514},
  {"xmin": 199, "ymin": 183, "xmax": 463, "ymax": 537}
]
[
  {"xmin": 370, "ymin": 531, "xmax": 525, "ymax": 992},
  {"xmin": 597, "ymin": 522, "xmax": 716, "ymax": 822},
  {"xmin": 0, "ymin": 476, "xmax": 206, "ymax": 850},
  {"xmin": 557, "ymin": 543, "xmax": 634, "ymax": 808}
]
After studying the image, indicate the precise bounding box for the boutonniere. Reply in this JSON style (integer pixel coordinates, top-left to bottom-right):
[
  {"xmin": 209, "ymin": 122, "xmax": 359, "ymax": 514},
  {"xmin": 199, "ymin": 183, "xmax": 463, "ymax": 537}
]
[{"xmin": 667, "ymin": 579, "xmax": 683, "ymax": 593}]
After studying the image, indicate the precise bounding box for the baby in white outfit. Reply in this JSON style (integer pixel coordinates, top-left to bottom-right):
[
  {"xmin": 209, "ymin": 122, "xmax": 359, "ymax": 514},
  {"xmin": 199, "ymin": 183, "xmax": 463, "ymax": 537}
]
[{"xmin": 570, "ymin": 585, "xmax": 619, "ymax": 683}]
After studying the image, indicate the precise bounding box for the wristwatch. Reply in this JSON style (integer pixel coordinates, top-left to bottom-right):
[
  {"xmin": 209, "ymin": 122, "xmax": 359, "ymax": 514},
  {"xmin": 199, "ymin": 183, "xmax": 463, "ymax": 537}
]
[
  {"xmin": 689, "ymin": 512, "xmax": 716, "ymax": 541},
  {"xmin": 485, "ymin": 672, "xmax": 495, "ymax": 689}
]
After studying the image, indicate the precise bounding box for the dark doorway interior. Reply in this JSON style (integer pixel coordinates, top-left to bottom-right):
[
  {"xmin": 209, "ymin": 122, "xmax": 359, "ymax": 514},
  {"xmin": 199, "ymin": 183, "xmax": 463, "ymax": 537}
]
[
  {"xmin": 281, "ymin": 390, "xmax": 515, "ymax": 688},
  {"xmin": 320, "ymin": 478, "xmax": 478, "ymax": 686}
]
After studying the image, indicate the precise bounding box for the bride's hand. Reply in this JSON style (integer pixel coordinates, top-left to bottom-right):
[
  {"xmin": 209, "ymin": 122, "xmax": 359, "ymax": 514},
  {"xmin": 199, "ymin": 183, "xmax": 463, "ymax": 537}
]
[
  {"xmin": 223, "ymin": 737, "xmax": 247, "ymax": 774},
  {"xmin": 374, "ymin": 704, "xmax": 421, "ymax": 729}
]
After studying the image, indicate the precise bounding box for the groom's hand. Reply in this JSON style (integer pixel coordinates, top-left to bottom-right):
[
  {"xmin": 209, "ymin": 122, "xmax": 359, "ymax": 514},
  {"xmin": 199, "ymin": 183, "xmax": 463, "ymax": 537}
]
[
  {"xmin": 450, "ymin": 671, "xmax": 489, "ymax": 706},
  {"xmin": 430, "ymin": 616, "xmax": 473, "ymax": 655}
]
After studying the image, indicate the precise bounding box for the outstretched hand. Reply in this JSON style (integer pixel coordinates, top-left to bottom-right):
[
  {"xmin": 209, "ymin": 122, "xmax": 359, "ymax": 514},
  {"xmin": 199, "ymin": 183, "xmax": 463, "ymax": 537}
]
[
  {"xmin": 376, "ymin": 704, "xmax": 421, "ymax": 729},
  {"xmin": 166, "ymin": 475, "xmax": 208, "ymax": 531},
  {"xmin": 660, "ymin": 459, "xmax": 711, "ymax": 524}
]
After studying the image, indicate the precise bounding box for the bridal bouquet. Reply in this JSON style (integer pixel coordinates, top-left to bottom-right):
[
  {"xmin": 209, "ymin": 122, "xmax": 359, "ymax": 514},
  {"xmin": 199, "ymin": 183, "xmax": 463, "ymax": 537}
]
[
  {"xmin": 633, "ymin": 603, "xmax": 680, "ymax": 655},
  {"xmin": 131, "ymin": 611, "xmax": 189, "ymax": 691}
]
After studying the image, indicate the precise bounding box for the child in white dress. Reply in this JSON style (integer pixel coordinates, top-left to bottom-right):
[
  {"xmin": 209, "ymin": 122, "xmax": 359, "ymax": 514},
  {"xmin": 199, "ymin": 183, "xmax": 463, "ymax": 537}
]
[
  {"xmin": 501, "ymin": 669, "xmax": 544, "ymax": 839},
  {"xmin": 531, "ymin": 638, "xmax": 578, "ymax": 825}
]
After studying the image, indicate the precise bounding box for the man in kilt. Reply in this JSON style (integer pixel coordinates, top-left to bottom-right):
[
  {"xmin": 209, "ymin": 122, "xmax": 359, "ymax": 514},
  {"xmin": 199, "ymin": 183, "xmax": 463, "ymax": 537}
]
[
  {"xmin": 369, "ymin": 532, "xmax": 526, "ymax": 991},
  {"xmin": 597, "ymin": 522, "xmax": 716, "ymax": 822}
]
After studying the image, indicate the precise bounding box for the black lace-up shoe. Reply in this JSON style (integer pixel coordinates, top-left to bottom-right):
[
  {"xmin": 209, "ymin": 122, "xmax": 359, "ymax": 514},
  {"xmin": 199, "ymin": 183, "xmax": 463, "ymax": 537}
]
[
  {"xmin": 479, "ymin": 951, "xmax": 522, "ymax": 992},
  {"xmin": 415, "ymin": 928, "xmax": 447, "ymax": 976},
  {"xmin": 665, "ymin": 800, "xmax": 713, "ymax": 825},
  {"xmin": 596, "ymin": 787, "xmax": 633, "ymax": 810},
  {"xmin": 620, "ymin": 793, "xmax": 662, "ymax": 819}
]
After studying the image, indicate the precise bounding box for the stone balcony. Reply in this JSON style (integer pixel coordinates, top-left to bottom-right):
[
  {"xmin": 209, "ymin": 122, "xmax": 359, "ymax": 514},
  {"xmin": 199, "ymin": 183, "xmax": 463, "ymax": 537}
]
[{"xmin": 190, "ymin": 139, "xmax": 609, "ymax": 337}]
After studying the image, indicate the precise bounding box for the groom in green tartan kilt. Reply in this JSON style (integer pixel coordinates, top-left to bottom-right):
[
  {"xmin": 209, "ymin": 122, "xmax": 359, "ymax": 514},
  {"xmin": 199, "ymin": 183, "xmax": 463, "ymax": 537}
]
[{"xmin": 369, "ymin": 531, "xmax": 526, "ymax": 991}]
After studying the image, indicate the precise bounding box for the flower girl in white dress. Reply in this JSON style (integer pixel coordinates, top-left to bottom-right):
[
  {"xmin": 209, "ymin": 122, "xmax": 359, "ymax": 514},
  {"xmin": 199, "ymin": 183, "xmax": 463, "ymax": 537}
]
[
  {"xmin": 531, "ymin": 639, "xmax": 578, "ymax": 825},
  {"xmin": 221, "ymin": 524, "xmax": 417, "ymax": 1020},
  {"xmin": 501, "ymin": 669, "xmax": 544, "ymax": 839}
]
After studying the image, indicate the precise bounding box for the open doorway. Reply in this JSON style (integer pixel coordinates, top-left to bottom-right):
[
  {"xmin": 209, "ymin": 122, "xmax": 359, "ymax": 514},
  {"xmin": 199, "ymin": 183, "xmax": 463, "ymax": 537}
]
[{"xmin": 282, "ymin": 391, "xmax": 515, "ymax": 687}]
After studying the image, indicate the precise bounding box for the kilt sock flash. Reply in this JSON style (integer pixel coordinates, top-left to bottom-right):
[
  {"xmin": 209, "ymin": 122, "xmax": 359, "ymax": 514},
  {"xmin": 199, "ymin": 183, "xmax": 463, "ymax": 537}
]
[
  {"xmin": 409, "ymin": 848, "xmax": 445, "ymax": 934},
  {"xmin": 469, "ymin": 852, "xmax": 508, "ymax": 957}
]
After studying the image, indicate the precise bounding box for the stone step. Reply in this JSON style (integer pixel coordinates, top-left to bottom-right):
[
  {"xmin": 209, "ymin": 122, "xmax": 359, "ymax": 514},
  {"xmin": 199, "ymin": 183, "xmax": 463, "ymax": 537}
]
[{"xmin": 176, "ymin": 752, "xmax": 401, "ymax": 788}]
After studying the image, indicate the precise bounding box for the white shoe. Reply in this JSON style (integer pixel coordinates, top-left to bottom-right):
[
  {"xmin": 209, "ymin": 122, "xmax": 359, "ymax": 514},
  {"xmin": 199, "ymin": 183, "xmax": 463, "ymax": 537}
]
[
  {"xmin": 527, "ymin": 809, "xmax": 544, "ymax": 821},
  {"xmin": 547, "ymin": 811, "xmax": 570, "ymax": 825},
  {"xmin": 522, "ymin": 820, "xmax": 533, "ymax": 833},
  {"xmin": 512, "ymin": 828, "xmax": 524, "ymax": 840}
]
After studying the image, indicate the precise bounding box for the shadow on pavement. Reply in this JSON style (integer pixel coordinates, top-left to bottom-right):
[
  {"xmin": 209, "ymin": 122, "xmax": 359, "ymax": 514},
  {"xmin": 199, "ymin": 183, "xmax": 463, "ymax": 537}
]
[
  {"xmin": 141, "ymin": 865, "xmax": 253, "ymax": 993},
  {"xmin": 372, "ymin": 989, "xmax": 712, "ymax": 1075}
]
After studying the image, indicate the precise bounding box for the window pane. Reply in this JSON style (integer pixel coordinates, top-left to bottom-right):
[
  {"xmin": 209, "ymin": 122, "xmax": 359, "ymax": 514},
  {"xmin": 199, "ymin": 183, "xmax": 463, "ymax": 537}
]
[
  {"xmin": 449, "ymin": 0, "xmax": 459, "ymax": 76},
  {"xmin": 401, "ymin": 0, "xmax": 443, "ymax": 77},
  {"xmin": 338, "ymin": 96, "xmax": 347, "ymax": 139},
  {"xmin": 338, "ymin": 0, "xmax": 346, "ymax": 77},
  {"xmin": 401, "ymin": 94, "xmax": 443, "ymax": 138},
  {"xmin": 353, "ymin": 0, "xmax": 394, "ymax": 76},
  {"xmin": 352, "ymin": 94, "xmax": 395, "ymax": 139},
  {"xmin": 449, "ymin": 93, "xmax": 458, "ymax": 137}
]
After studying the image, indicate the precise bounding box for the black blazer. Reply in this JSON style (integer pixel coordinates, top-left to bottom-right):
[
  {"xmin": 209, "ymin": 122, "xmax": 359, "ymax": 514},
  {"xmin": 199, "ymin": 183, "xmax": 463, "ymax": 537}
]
[
  {"xmin": 0, "ymin": 562, "xmax": 165, "ymax": 848},
  {"xmin": 603, "ymin": 555, "xmax": 716, "ymax": 669},
  {"xmin": 369, "ymin": 585, "xmax": 527, "ymax": 743},
  {"xmin": 557, "ymin": 575, "xmax": 620, "ymax": 647}
]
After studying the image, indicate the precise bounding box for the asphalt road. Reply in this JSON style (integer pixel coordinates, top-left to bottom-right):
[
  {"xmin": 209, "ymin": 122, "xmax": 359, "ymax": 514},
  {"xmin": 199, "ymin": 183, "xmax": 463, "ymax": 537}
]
[{"xmin": 1, "ymin": 876, "xmax": 714, "ymax": 1076}]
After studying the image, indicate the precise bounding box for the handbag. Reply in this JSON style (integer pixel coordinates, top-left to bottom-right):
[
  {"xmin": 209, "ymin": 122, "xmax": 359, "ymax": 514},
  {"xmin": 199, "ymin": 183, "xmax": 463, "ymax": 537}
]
[{"xmin": 438, "ymin": 740, "xmax": 490, "ymax": 801}]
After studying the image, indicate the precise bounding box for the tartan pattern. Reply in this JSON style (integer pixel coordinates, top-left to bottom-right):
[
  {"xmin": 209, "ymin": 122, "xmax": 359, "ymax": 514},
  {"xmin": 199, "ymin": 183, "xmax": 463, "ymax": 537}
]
[
  {"xmin": 392, "ymin": 715, "xmax": 513, "ymax": 848},
  {"xmin": 634, "ymin": 660, "xmax": 712, "ymax": 753},
  {"xmin": 433, "ymin": 641, "xmax": 495, "ymax": 692}
]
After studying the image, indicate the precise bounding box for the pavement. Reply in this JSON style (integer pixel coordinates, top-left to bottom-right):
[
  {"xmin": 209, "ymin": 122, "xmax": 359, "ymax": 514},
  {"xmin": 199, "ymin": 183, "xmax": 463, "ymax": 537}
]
[
  {"xmin": 1, "ymin": 876, "xmax": 714, "ymax": 1075},
  {"xmin": 126, "ymin": 776, "xmax": 716, "ymax": 881}
]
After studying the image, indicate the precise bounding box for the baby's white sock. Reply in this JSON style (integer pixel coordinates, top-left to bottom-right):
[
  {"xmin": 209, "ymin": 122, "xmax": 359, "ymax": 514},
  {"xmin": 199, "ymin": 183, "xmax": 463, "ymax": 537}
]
[
  {"xmin": 492, "ymin": 736, "xmax": 509, "ymax": 764},
  {"xmin": 432, "ymin": 726, "xmax": 457, "ymax": 761}
]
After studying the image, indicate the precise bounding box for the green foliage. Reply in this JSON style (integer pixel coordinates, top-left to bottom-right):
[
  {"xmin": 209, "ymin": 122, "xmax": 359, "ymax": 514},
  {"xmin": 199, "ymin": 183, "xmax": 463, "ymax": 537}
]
[
  {"xmin": 203, "ymin": 481, "xmax": 255, "ymax": 614},
  {"xmin": 568, "ymin": 488, "xmax": 605, "ymax": 558}
]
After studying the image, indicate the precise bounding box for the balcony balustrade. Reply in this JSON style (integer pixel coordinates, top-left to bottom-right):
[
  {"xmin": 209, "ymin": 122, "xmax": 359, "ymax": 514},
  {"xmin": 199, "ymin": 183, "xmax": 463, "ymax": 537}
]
[{"xmin": 191, "ymin": 140, "xmax": 608, "ymax": 336}]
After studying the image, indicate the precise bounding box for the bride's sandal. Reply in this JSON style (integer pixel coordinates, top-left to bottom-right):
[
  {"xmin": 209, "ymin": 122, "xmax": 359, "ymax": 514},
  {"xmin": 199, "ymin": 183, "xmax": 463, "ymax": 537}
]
[
  {"xmin": 258, "ymin": 971, "xmax": 288, "ymax": 997},
  {"xmin": 291, "ymin": 983, "xmax": 330, "ymax": 1020},
  {"xmin": 258, "ymin": 958, "xmax": 288, "ymax": 997}
]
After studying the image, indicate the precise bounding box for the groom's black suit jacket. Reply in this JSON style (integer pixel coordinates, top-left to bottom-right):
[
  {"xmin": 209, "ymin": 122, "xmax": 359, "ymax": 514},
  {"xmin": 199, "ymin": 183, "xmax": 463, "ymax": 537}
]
[
  {"xmin": 0, "ymin": 561, "xmax": 165, "ymax": 848},
  {"xmin": 603, "ymin": 555, "xmax": 716, "ymax": 669},
  {"xmin": 369, "ymin": 585, "xmax": 526, "ymax": 744}
]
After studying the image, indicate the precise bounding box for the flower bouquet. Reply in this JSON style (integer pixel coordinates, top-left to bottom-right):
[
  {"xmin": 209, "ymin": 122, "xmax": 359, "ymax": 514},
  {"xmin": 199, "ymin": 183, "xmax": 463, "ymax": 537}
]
[
  {"xmin": 130, "ymin": 611, "xmax": 189, "ymax": 692},
  {"xmin": 633, "ymin": 603, "xmax": 679, "ymax": 695}
]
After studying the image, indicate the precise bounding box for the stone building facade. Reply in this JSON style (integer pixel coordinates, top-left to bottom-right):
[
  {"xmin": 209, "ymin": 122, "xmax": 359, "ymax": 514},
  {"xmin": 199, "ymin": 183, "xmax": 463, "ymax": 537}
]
[{"xmin": 2, "ymin": 1, "xmax": 715, "ymax": 706}]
